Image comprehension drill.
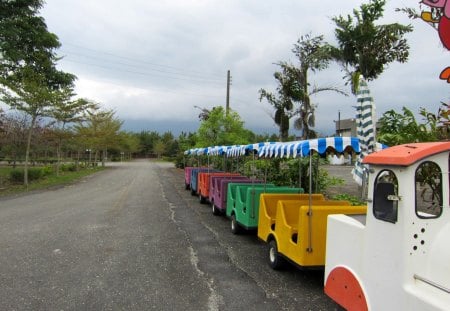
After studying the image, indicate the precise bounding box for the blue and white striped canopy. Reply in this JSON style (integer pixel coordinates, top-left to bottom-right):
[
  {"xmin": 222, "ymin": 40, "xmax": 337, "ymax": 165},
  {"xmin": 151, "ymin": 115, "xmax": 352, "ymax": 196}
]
[
  {"xmin": 184, "ymin": 137, "xmax": 367, "ymax": 158},
  {"xmin": 225, "ymin": 142, "xmax": 276, "ymax": 157},
  {"xmin": 184, "ymin": 142, "xmax": 277, "ymax": 157},
  {"xmin": 258, "ymin": 137, "xmax": 360, "ymax": 158},
  {"xmin": 183, "ymin": 147, "xmax": 211, "ymax": 156}
]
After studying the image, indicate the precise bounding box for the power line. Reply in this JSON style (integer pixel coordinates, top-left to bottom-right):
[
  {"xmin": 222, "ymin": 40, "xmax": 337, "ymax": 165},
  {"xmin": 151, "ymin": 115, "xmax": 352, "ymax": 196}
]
[
  {"xmin": 61, "ymin": 57, "xmax": 224, "ymax": 86},
  {"xmin": 66, "ymin": 69, "xmax": 224, "ymax": 100},
  {"xmin": 60, "ymin": 49, "xmax": 223, "ymax": 83},
  {"xmin": 62, "ymin": 42, "xmax": 224, "ymax": 81},
  {"xmin": 55, "ymin": 42, "xmax": 233, "ymax": 104}
]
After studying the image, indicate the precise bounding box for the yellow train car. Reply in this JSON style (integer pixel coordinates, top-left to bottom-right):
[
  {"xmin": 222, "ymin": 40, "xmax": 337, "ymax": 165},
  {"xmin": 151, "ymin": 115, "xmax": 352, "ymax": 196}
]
[{"xmin": 257, "ymin": 194, "xmax": 366, "ymax": 268}]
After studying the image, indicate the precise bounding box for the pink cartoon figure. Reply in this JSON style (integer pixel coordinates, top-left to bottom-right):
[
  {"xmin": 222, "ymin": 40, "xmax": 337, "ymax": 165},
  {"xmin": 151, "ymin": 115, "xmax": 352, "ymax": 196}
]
[{"xmin": 421, "ymin": 0, "xmax": 450, "ymax": 82}]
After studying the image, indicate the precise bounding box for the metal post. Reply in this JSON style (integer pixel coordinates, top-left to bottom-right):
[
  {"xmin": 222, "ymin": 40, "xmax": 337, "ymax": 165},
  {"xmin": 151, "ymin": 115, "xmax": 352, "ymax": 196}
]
[
  {"xmin": 307, "ymin": 153, "xmax": 313, "ymax": 253},
  {"xmin": 226, "ymin": 70, "xmax": 231, "ymax": 115},
  {"xmin": 338, "ymin": 110, "xmax": 341, "ymax": 136}
]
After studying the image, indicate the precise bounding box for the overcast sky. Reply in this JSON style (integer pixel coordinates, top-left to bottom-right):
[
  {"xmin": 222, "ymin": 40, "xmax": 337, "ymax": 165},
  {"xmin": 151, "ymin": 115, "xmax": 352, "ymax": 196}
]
[{"xmin": 39, "ymin": 0, "xmax": 449, "ymax": 136}]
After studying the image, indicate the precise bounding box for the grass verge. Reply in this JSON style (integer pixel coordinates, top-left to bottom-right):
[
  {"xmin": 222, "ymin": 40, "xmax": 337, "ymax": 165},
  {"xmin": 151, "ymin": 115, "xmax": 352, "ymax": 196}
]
[{"xmin": 0, "ymin": 166, "xmax": 106, "ymax": 197}]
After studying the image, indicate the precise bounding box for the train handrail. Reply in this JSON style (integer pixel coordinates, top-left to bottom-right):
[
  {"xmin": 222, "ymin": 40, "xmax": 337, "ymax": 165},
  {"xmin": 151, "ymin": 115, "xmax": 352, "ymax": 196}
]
[{"xmin": 413, "ymin": 274, "xmax": 450, "ymax": 294}]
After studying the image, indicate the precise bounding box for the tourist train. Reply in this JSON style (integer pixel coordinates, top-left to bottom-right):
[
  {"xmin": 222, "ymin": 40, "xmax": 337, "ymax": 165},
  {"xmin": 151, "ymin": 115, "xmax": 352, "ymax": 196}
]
[{"xmin": 184, "ymin": 137, "xmax": 450, "ymax": 310}]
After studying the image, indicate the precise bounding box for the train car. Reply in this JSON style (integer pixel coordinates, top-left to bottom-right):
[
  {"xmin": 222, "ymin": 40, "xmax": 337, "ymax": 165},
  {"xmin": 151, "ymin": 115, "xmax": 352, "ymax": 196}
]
[
  {"xmin": 209, "ymin": 175, "xmax": 248, "ymax": 208},
  {"xmin": 227, "ymin": 186, "xmax": 303, "ymax": 234},
  {"xmin": 226, "ymin": 182, "xmax": 275, "ymax": 217},
  {"xmin": 184, "ymin": 167, "xmax": 195, "ymax": 190},
  {"xmin": 184, "ymin": 166, "xmax": 208, "ymax": 190},
  {"xmin": 198, "ymin": 172, "xmax": 240, "ymax": 204},
  {"xmin": 211, "ymin": 178, "xmax": 265, "ymax": 215},
  {"xmin": 189, "ymin": 168, "xmax": 219, "ymax": 196},
  {"xmin": 324, "ymin": 142, "xmax": 450, "ymax": 311},
  {"xmin": 258, "ymin": 196, "xmax": 366, "ymax": 268}
]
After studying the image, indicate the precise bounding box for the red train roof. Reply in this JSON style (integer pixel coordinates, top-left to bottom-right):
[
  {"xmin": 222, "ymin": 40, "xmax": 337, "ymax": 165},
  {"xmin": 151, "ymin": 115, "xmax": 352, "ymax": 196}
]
[{"xmin": 362, "ymin": 142, "xmax": 450, "ymax": 166}]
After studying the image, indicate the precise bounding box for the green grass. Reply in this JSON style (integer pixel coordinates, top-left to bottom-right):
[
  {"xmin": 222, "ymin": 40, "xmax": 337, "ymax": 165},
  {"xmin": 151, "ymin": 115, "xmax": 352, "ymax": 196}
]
[{"xmin": 0, "ymin": 165, "xmax": 106, "ymax": 197}]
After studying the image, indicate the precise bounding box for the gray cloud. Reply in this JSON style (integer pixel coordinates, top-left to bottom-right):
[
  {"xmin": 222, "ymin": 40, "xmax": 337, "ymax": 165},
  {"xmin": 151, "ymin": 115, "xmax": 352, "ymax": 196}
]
[{"xmin": 41, "ymin": 0, "xmax": 449, "ymax": 136}]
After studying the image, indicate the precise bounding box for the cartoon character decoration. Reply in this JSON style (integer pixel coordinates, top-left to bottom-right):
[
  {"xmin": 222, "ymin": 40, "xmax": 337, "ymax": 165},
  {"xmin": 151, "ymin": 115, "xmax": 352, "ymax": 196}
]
[{"xmin": 421, "ymin": 0, "xmax": 450, "ymax": 82}]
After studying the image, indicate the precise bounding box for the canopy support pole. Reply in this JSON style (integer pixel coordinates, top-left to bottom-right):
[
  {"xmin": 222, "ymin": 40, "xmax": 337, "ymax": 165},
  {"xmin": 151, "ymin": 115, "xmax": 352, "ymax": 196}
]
[
  {"xmin": 264, "ymin": 158, "xmax": 268, "ymax": 192},
  {"xmin": 307, "ymin": 153, "xmax": 313, "ymax": 253},
  {"xmin": 298, "ymin": 158, "xmax": 302, "ymax": 190}
]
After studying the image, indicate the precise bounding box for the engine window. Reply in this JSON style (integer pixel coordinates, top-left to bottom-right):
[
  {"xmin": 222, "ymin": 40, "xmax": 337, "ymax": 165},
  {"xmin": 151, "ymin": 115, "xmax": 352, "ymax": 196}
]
[
  {"xmin": 373, "ymin": 170, "xmax": 398, "ymax": 223},
  {"xmin": 415, "ymin": 161, "xmax": 442, "ymax": 218}
]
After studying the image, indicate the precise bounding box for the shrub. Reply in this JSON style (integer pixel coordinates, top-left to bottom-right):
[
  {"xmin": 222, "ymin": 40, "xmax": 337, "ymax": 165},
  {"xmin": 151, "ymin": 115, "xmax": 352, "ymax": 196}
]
[
  {"xmin": 8, "ymin": 170, "xmax": 23, "ymax": 183},
  {"xmin": 61, "ymin": 163, "xmax": 77, "ymax": 172},
  {"xmin": 28, "ymin": 168, "xmax": 44, "ymax": 181},
  {"xmin": 9, "ymin": 166, "xmax": 53, "ymax": 183},
  {"xmin": 332, "ymin": 193, "xmax": 365, "ymax": 206},
  {"xmin": 240, "ymin": 156, "xmax": 343, "ymax": 193},
  {"xmin": 40, "ymin": 166, "xmax": 53, "ymax": 177}
]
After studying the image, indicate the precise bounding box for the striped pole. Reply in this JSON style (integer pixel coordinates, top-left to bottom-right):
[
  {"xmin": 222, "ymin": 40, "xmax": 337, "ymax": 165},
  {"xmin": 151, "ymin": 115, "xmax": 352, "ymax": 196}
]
[{"xmin": 352, "ymin": 76, "xmax": 376, "ymax": 186}]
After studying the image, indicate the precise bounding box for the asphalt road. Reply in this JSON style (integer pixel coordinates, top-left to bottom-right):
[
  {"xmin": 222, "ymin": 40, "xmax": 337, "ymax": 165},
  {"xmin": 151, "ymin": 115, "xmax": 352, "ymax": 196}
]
[{"xmin": 0, "ymin": 160, "xmax": 341, "ymax": 310}]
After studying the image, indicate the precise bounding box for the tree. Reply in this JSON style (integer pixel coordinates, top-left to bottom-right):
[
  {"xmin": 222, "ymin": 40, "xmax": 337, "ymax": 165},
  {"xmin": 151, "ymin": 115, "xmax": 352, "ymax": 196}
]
[
  {"xmin": 74, "ymin": 109, "xmax": 123, "ymax": 167},
  {"xmin": 51, "ymin": 87, "xmax": 98, "ymax": 175},
  {"xmin": 378, "ymin": 107, "xmax": 429, "ymax": 145},
  {"xmin": 194, "ymin": 105, "xmax": 211, "ymax": 121},
  {"xmin": 331, "ymin": 0, "xmax": 413, "ymax": 92},
  {"xmin": 0, "ymin": 0, "xmax": 76, "ymax": 185},
  {"xmin": 137, "ymin": 131, "xmax": 161, "ymax": 157},
  {"xmin": 0, "ymin": 110, "xmax": 28, "ymax": 167},
  {"xmin": 280, "ymin": 34, "xmax": 346, "ymax": 139},
  {"xmin": 261, "ymin": 34, "xmax": 346, "ymax": 140},
  {"xmin": 177, "ymin": 131, "xmax": 197, "ymax": 153},
  {"xmin": 160, "ymin": 131, "xmax": 178, "ymax": 156},
  {"xmin": 0, "ymin": 108, "xmax": 4, "ymax": 132},
  {"xmin": 432, "ymin": 102, "xmax": 450, "ymax": 139},
  {"xmin": 259, "ymin": 68, "xmax": 294, "ymax": 142},
  {"xmin": 196, "ymin": 106, "xmax": 251, "ymax": 147},
  {"xmin": 377, "ymin": 102, "xmax": 449, "ymax": 145},
  {"xmin": 0, "ymin": 0, "xmax": 48, "ymax": 77},
  {"xmin": 153, "ymin": 140, "xmax": 166, "ymax": 158},
  {"xmin": 150, "ymin": 132, "xmax": 176, "ymax": 159},
  {"xmin": 114, "ymin": 131, "xmax": 140, "ymax": 160},
  {"xmin": 331, "ymin": 0, "xmax": 413, "ymax": 184},
  {"xmin": 175, "ymin": 131, "xmax": 198, "ymax": 168}
]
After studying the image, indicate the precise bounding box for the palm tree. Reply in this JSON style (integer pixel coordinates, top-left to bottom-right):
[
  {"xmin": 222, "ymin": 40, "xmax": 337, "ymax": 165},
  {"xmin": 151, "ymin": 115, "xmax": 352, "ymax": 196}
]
[
  {"xmin": 331, "ymin": 0, "xmax": 413, "ymax": 93},
  {"xmin": 331, "ymin": 0, "xmax": 413, "ymax": 186},
  {"xmin": 259, "ymin": 68, "xmax": 294, "ymax": 142},
  {"xmin": 277, "ymin": 34, "xmax": 347, "ymax": 139}
]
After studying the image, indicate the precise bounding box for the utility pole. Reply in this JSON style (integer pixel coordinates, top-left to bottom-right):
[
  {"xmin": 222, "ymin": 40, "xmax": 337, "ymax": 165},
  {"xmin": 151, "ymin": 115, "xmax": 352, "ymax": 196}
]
[
  {"xmin": 338, "ymin": 110, "xmax": 341, "ymax": 136},
  {"xmin": 226, "ymin": 70, "xmax": 231, "ymax": 116}
]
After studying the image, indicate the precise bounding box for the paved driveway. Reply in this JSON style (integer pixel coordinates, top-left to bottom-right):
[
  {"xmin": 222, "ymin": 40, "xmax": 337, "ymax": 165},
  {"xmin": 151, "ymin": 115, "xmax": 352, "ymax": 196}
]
[{"xmin": 0, "ymin": 160, "xmax": 341, "ymax": 310}]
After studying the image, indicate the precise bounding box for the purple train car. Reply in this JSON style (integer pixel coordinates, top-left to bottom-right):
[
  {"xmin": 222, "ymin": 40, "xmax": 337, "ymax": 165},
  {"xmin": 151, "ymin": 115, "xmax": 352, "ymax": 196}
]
[{"xmin": 211, "ymin": 178, "xmax": 265, "ymax": 215}]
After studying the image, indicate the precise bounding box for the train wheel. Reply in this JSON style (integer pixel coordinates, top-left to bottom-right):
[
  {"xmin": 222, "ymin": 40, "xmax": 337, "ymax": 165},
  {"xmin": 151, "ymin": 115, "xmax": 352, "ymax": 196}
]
[
  {"xmin": 231, "ymin": 214, "xmax": 240, "ymax": 234},
  {"xmin": 212, "ymin": 204, "xmax": 220, "ymax": 216},
  {"xmin": 269, "ymin": 240, "xmax": 285, "ymax": 270},
  {"xmin": 199, "ymin": 194, "xmax": 205, "ymax": 204}
]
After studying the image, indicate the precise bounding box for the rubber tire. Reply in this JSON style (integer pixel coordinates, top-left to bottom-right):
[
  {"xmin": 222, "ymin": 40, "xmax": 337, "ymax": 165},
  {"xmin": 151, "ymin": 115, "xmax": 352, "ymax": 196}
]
[
  {"xmin": 199, "ymin": 194, "xmax": 206, "ymax": 204},
  {"xmin": 212, "ymin": 204, "xmax": 220, "ymax": 216},
  {"xmin": 268, "ymin": 239, "xmax": 285, "ymax": 270},
  {"xmin": 231, "ymin": 214, "xmax": 241, "ymax": 234}
]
